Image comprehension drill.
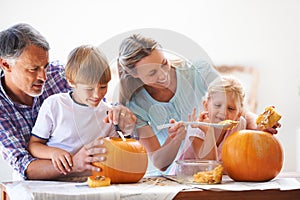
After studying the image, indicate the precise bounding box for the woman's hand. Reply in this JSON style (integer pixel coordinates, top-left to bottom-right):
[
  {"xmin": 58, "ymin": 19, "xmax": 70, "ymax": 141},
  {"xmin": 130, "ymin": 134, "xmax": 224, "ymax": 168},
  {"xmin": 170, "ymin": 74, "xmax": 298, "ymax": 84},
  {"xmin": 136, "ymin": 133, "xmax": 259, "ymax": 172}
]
[
  {"xmin": 71, "ymin": 138, "xmax": 107, "ymax": 173},
  {"xmin": 168, "ymin": 119, "xmax": 186, "ymax": 141},
  {"xmin": 104, "ymin": 105, "xmax": 137, "ymax": 136}
]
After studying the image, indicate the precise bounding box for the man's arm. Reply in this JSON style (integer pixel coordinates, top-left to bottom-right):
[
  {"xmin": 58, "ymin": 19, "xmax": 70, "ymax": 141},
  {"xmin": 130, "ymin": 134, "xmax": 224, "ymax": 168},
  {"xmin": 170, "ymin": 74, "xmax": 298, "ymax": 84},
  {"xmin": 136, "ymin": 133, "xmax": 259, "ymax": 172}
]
[
  {"xmin": 26, "ymin": 159, "xmax": 63, "ymax": 180},
  {"xmin": 0, "ymin": 114, "xmax": 106, "ymax": 180},
  {"xmin": 26, "ymin": 137, "xmax": 107, "ymax": 180}
]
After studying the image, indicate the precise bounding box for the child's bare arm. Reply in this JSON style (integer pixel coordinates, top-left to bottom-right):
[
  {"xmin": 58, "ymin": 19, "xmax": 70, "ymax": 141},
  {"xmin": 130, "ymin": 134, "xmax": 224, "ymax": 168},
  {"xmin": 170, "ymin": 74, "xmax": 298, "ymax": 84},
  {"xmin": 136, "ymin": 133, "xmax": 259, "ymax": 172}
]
[{"xmin": 28, "ymin": 135, "xmax": 73, "ymax": 175}]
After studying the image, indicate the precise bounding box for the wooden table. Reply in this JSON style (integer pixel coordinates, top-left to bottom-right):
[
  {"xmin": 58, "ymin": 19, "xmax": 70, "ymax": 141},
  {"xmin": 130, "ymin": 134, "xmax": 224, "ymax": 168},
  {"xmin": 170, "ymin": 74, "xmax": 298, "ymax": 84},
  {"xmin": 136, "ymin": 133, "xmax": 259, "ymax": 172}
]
[
  {"xmin": 2, "ymin": 172, "xmax": 300, "ymax": 200},
  {"xmin": 174, "ymin": 172, "xmax": 300, "ymax": 200},
  {"xmin": 174, "ymin": 188, "xmax": 300, "ymax": 200}
]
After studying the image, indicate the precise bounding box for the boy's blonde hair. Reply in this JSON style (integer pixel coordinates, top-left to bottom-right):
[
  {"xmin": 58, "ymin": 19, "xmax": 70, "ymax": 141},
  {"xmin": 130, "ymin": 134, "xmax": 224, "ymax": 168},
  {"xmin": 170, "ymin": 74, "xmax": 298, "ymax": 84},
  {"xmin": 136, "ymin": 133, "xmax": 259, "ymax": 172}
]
[
  {"xmin": 207, "ymin": 76, "xmax": 245, "ymax": 109},
  {"xmin": 65, "ymin": 45, "xmax": 111, "ymax": 85}
]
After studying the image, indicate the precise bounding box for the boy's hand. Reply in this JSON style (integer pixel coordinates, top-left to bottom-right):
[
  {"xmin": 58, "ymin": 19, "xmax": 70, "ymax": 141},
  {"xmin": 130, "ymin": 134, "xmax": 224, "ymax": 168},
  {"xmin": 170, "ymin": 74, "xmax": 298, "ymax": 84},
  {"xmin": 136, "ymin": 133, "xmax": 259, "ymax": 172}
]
[{"xmin": 50, "ymin": 149, "xmax": 73, "ymax": 175}]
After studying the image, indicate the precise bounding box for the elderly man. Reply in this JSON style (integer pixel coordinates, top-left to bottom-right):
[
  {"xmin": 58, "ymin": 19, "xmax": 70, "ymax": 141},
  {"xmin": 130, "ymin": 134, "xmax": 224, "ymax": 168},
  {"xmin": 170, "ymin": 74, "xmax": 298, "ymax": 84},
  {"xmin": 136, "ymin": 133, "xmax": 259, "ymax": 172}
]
[{"xmin": 0, "ymin": 23, "xmax": 135, "ymax": 180}]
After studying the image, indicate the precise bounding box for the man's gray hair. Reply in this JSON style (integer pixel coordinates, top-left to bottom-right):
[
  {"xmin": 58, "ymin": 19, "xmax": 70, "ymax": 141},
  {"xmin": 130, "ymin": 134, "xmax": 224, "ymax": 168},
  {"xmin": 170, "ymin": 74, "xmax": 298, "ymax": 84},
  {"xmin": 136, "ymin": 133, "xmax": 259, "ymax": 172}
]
[{"xmin": 0, "ymin": 23, "xmax": 50, "ymax": 60}]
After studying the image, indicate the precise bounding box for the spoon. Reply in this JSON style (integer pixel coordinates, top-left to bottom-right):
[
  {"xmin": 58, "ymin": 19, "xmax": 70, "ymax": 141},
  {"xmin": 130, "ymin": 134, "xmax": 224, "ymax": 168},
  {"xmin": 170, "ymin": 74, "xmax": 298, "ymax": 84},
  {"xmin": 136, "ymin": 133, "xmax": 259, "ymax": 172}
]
[{"xmin": 156, "ymin": 120, "xmax": 239, "ymax": 130}]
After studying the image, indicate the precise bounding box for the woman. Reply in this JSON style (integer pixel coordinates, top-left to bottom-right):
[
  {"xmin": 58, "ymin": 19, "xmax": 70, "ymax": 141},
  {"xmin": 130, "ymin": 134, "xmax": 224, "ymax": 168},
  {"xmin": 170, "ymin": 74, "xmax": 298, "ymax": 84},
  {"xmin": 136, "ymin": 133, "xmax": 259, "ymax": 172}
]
[{"xmin": 117, "ymin": 34, "xmax": 220, "ymax": 175}]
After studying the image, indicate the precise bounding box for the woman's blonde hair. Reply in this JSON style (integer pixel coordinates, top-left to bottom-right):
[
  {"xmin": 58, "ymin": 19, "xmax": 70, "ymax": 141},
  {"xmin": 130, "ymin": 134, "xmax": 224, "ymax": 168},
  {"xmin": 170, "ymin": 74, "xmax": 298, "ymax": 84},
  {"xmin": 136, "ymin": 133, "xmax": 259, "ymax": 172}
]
[
  {"xmin": 117, "ymin": 34, "xmax": 160, "ymax": 104},
  {"xmin": 118, "ymin": 34, "xmax": 160, "ymax": 73},
  {"xmin": 65, "ymin": 45, "xmax": 111, "ymax": 85},
  {"xmin": 117, "ymin": 34, "xmax": 188, "ymax": 105},
  {"xmin": 207, "ymin": 76, "xmax": 245, "ymax": 109}
]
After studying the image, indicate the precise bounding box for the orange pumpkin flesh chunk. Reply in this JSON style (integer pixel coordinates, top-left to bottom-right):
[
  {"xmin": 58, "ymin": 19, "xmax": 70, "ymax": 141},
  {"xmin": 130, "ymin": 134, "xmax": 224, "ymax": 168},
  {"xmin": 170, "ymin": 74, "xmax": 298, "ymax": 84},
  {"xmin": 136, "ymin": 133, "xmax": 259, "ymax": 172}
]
[
  {"xmin": 256, "ymin": 106, "xmax": 281, "ymax": 130},
  {"xmin": 87, "ymin": 175, "xmax": 111, "ymax": 188}
]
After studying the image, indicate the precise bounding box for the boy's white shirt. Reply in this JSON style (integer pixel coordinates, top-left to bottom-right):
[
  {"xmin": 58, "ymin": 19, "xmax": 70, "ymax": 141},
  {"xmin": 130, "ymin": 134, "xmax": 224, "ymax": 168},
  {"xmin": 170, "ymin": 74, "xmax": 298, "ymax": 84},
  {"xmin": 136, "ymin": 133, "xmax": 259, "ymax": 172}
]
[{"xmin": 31, "ymin": 92, "xmax": 115, "ymax": 155}]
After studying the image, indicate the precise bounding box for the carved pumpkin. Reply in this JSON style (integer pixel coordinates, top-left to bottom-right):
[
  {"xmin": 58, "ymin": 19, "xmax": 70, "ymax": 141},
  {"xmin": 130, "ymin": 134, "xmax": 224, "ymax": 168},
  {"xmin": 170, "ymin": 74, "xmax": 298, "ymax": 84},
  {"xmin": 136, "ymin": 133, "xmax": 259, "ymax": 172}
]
[
  {"xmin": 92, "ymin": 137, "xmax": 148, "ymax": 183},
  {"xmin": 221, "ymin": 130, "xmax": 283, "ymax": 182}
]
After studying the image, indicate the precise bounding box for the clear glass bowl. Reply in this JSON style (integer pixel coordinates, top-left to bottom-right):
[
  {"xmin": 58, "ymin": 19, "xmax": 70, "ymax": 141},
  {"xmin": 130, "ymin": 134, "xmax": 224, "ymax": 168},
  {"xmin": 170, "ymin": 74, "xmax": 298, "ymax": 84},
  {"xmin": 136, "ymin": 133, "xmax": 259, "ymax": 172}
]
[{"xmin": 175, "ymin": 160, "xmax": 223, "ymax": 184}]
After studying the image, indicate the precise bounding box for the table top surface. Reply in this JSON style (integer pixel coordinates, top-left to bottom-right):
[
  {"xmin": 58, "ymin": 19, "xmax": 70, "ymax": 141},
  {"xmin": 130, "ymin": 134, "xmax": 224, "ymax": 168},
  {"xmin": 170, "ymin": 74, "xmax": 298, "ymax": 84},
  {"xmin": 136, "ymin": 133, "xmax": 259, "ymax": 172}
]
[{"xmin": 2, "ymin": 172, "xmax": 300, "ymax": 200}]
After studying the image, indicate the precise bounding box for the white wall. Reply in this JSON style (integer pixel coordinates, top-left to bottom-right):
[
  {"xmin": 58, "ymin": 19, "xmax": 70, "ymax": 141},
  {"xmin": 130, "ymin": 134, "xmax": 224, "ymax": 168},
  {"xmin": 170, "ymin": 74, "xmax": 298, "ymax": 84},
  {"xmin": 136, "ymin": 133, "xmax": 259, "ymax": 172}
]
[{"xmin": 1, "ymin": 0, "xmax": 300, "ymax": 181}]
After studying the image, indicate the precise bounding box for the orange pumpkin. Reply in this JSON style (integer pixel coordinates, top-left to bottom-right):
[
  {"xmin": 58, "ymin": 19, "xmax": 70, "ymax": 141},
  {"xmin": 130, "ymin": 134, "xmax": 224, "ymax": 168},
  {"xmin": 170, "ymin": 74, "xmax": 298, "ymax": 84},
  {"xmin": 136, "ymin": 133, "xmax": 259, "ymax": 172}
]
[
  {"xmin": 92, "ymin": 137, "xmax": 148, "ymax": 183},
  {"xmin": 221, "ymin": 130, "xmax": 283, "ymax": 182}
]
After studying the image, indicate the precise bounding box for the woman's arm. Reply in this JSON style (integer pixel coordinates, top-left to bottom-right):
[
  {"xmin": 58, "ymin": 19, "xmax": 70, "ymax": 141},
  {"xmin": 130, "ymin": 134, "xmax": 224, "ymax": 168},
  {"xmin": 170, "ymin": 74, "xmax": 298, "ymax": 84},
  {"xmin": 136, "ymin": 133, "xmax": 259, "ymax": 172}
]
[{"xmin": 137, "ymin": 121, "xmax": 186, "ymax": 171}]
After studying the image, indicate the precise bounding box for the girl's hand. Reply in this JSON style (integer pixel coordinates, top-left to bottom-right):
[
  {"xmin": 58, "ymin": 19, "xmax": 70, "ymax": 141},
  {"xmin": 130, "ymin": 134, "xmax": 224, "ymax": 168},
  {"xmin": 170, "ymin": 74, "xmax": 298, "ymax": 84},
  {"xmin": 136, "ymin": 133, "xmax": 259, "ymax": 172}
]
[
  {"xmin": 259, "ymin": 122, "xmax": 281, "ymax": 134},
  {"xmin": 188, "ymin": 108, "xmax": 210, "ymax": 133},
  {"xmin": 188, "ymin": 107, "xmax": 210, "ymax": 122},
  {"xmin": 198, "ymin": 111, "xmax": 210, "ymax": 122},
  {"xmin": 168, "ymin": 119, "xmax": 186, "ymax": 141},
  {"xmin": 188, "ymin": 107, "xmax": 198, "ymax": 122},
  {"xmin": 245, "ymin": 111, "xmax": 281, "ymax": 134}
]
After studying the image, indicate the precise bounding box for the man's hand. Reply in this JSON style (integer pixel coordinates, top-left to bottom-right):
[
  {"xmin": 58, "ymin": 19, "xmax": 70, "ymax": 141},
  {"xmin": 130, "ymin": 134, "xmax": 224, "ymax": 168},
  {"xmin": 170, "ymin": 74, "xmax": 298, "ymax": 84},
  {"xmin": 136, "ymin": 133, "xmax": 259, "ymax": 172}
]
[{"xmin": 71, "ymin": 138, "xmax": 107, "ymax": 173}]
